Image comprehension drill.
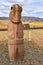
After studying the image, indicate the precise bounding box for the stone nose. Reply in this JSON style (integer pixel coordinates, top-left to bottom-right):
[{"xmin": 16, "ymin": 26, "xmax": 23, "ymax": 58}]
[{"xmin": 16, "ymin": 31, "xmax": 18, "ymax": 35}]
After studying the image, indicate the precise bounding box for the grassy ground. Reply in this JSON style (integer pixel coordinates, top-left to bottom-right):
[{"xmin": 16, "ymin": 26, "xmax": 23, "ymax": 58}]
[
  {"xmin": 0, "ymin": 20, "xmax": 43, "ymax": 65},
  {"xmin": 0, "ymin": 30, "xmax": 43, "ymax": 65},
  {"xmin": 31, "ymin": 29, "xmax": 43, "ymax": 47},
  {"xmin": 22, "ymin": 20, "xmax": 43, "ymax": 27},
  {"xmin": 0, "ymin": 20, "xmax": 43, "ymax": 29},
  {"xmin": 0, "ymin": 20, "xmax": 8, "ymax": 29},
  {"xmin": 0, "ymin": 38, "xmax": 43, "ymax": 65}
]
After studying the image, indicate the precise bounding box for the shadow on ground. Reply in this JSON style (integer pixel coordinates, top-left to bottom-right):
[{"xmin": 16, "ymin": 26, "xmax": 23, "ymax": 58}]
[{"xmin": 0, "ymin": 40, "xmax": 43, "ymax": 65}]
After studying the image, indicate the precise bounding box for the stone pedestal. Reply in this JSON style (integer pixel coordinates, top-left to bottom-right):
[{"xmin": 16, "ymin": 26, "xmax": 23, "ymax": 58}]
[{"xmin": 8, "ymin": 4, "xmax": 24, "ymax": 61}]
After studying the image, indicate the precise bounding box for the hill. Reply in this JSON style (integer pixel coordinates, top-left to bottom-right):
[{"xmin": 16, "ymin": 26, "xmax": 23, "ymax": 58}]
[{"xmin": 0, "ymin": 16, "xmax": 43, "ymax": 20}]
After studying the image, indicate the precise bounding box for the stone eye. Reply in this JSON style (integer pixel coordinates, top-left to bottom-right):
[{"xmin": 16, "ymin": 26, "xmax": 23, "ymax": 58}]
[{"xmin": 11, "ymin": 7, "xmax": 13, "ymax": 10}]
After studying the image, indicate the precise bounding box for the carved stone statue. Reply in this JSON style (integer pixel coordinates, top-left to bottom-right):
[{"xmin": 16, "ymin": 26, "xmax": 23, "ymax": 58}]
[{"xmin": 8, "ymin": 4, "xmax": 24, "ymax": 61}]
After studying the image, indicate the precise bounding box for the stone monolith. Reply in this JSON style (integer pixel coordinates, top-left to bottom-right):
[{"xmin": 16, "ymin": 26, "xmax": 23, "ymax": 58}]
[{"xmin": 8, "ymin": 4, "xmax": 24, "ymax": 61}]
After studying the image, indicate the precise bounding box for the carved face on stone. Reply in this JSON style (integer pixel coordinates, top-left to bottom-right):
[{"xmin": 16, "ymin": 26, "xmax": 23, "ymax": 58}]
[{"xmin": 9, "ymin": 4, "xmax": 22, "ymax": 23}]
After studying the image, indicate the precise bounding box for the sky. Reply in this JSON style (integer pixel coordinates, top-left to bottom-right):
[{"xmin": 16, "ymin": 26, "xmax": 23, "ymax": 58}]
[{"xmin": 0, "ymin": 0, "xmax": 43, "ymax": 18}]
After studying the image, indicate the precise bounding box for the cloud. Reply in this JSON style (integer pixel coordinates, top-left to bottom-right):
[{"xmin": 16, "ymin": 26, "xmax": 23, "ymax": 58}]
[
  {"xmin": 7, "ymin": 0, "xmax": 15, "ymax": 3},
  {"xmin": 22, "ymin": 10, "xmax": 28, "ymax": 16},
  {"xmin": 2, "ymin": 1, "xmax": 11, "ymax": 6},
  {"xmin": 15, "ymin": 0, "xmax": 24, "ymax": 2},
  {"xmin": 0, "ymin": 0, "xmax": 43, "ymax": 18},
  {"xmin": 0, "ymin": 6, "xmax": 5, "ymax": 10}
]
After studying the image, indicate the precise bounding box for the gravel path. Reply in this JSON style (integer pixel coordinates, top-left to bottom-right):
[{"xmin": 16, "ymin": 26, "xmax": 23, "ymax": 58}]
[{"xmin": 0, "ymin": 41, "xmax": 43, "ymax": 65}]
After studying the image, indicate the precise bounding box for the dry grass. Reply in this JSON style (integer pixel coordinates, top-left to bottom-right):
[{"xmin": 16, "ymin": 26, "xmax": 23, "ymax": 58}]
[
  {"xmin": 22, "ymin": 20, "xmax": 43, "ymax": 27},
  {"xmin": 0, "ymin": 20, "xmax": 8, "ymax": 29},
  {"xmin": 0, "ymin": 20, "xmax": 43, "ymax": 65},
  {"xmin": 31, "ymin": 29, "xmax": 43, "ymax": 47},
  {"xmin": 0, "ymin": 20, "xmax": 43, "ymax": 28},
  {"xmin": 0, "ymin": 20, "xmax": 43, "ymax": 47}
]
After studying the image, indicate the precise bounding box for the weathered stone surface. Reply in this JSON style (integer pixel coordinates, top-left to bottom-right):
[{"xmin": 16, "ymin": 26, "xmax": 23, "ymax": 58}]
[
  {"xmin": 9, "ymin": 4, "xmax": 22, "ymax": 23},
  {"xmin": 8, "ymin": 4, "xmax": 24, "ymax": 60}
]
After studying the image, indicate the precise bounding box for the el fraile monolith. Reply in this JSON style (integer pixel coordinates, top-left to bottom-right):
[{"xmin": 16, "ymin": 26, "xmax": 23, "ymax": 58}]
[{"xmin": 8, "ymin": 4, "xmax": 24, "ymax": 61}]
